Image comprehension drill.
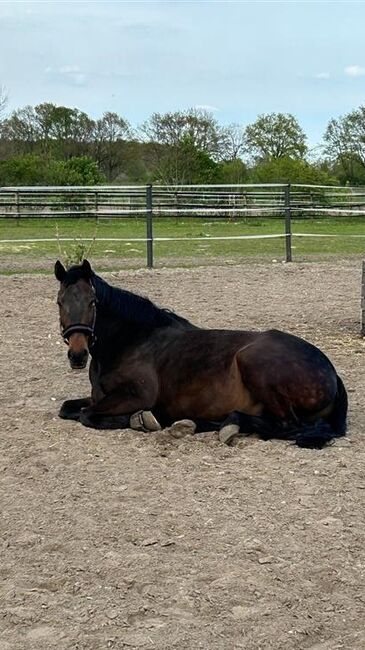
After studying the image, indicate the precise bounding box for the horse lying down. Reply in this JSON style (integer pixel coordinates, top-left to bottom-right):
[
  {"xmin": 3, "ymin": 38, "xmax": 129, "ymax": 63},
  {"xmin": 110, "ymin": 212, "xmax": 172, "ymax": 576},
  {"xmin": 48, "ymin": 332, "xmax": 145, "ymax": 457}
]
[{"xmin": 55, "ymin": 260, "xmax": 348, "ymax": 449}]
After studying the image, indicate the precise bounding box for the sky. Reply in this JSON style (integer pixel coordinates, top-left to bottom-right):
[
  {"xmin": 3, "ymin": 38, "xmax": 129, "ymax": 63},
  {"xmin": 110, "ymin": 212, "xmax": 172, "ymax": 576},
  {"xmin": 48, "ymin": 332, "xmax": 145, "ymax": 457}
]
[{"xmin": 1, "ymin": 0, "xmax": 365, "ymax": 149}]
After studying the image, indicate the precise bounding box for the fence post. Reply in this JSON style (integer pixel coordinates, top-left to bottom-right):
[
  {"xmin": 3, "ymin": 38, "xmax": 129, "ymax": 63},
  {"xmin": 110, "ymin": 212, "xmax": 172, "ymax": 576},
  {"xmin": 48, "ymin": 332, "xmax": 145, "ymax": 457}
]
[
  {"xmin": 284, "ymin": 183, "xmax": 292, "ymax": 262},
  {"xmin": 15, "ymin": 189, "xmax": 20, "ymax": 225},
  {"xmin": 94, "ymin": 191, "xmax": 98, "ymax": 222},
  {"xmin": 361, "ymin": 260, "xmax": 365, "ymax": 336},
  {"xmin": 146, "ymin": 184, "xmax": 153, "ymax": 269}
]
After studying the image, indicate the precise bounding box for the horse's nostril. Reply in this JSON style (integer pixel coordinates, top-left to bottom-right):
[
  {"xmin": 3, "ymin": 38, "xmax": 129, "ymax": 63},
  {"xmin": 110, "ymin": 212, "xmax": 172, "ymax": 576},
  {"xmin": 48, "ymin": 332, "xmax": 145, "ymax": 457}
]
[{"xmin": 68, "ymin": 349, "xmax": 88, "ymax": 365}]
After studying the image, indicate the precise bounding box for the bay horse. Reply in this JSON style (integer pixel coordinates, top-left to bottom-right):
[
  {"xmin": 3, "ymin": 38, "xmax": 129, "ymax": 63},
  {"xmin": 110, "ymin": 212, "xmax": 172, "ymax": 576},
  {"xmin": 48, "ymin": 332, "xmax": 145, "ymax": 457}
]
[{"xmin": 55, "ymin": 259, "xmax": 348, "ymax": 449}]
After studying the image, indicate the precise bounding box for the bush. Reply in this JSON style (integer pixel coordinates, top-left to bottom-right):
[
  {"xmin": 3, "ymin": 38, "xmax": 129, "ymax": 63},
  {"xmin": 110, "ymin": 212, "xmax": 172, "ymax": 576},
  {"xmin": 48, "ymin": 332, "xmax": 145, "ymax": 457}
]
[
  {"xmin": 217, "ymin": 159, "xmax": 248, "ymax": 184},
  {"xmin": 0, "ymin": 154, "xmax": 105, "ymax": 186},
  {"xmin": 249, "ymin": 156, "xmax": 338, "ymax": 185},
  {"xmin": 0, "ymin": 154, "xmax": 46, "ymax": 185}
]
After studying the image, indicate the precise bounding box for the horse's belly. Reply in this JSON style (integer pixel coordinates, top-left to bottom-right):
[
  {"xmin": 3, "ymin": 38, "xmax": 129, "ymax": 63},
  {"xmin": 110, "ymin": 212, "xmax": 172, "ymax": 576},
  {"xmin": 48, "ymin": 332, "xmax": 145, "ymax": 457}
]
[{"xmin": 162, "ymin": 375, "xmax": 262, "ymax": 420}]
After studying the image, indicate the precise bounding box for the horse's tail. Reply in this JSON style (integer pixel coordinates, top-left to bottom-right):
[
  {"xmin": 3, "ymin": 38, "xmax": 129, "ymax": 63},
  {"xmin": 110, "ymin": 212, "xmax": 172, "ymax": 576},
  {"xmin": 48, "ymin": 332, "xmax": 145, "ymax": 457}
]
[
  {"xmin": 295, "ymin": 374, "xmax": 348, "ymax": 449},
  {"xmin": 326, "ymin": 374, "xmax": 348, "ymax": 437}
]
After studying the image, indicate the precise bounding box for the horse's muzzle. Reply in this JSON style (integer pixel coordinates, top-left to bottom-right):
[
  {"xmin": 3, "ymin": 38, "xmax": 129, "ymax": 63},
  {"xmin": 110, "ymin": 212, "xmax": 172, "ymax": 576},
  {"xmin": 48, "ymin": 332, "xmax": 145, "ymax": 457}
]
[{"xmin": 68, "ymin": 348, "xmax": 89, "ymax": 369}]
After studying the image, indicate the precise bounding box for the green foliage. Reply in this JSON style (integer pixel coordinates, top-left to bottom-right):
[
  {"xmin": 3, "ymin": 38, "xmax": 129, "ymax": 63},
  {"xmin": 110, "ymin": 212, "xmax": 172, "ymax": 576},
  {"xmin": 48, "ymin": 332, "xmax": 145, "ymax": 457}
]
[
  {"xmin": 244, "ymin": 113, "xmax": 308, "ymax": 161},
  {"xmin": 0, "ymin": 154, "xmax": 104, "ymax": 186},
  {"xmin": 49, "ymin": 156, "xmax": 105, "ymax": 185},
  {"xmin": 249, "ymin": 156, "xmax": 338, "ymax": 185},
  {"xmin": 324, "ymin": 107, "xmax": 365, "ymax": 162},
  {"xmin": 0, "ymin": 154, "xmax": 45, "ymax": 185},
  {"xmin": 323, "ymin": 105, "xmax": 365, "ymax": 184},
  {"xmin": 2, "ymin": 99, "xmax": 365, "ymax": 186},
  {"xmin": 217, "ymin": 159, "xmax": 248, "ymax": 184},
  {"xmin": 55, "ymin": 223, "xmax": 98, "ymax": 269},
  {"xmin": 155, "ymin": 136, "xmax": 219, "ymax": 184},
  {"xmin": 331, "ymin": 156, "xmax": 365, "ymax": 186},
  {"xmin": 62, "ymin": 242, "xmax": 90, "ymax": 268}
]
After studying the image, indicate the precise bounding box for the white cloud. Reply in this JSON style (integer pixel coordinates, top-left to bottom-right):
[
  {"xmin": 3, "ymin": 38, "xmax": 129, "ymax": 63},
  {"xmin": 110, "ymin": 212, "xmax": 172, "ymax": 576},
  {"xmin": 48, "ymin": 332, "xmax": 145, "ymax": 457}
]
[
  {"xmin": 315, "ymin": 72, "xmax": 330, "ymax": 79},
  {"xmin": 345, "ymin": 65, "xmax": 365, "ymax": 77}
]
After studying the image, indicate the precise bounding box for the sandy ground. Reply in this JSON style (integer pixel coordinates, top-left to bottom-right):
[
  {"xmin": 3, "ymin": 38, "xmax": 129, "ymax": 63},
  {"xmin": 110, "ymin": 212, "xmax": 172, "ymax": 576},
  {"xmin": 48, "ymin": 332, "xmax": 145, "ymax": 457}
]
[{"xmin": 0, "ymin": 260, "xmax": 364, "ymax": 650}]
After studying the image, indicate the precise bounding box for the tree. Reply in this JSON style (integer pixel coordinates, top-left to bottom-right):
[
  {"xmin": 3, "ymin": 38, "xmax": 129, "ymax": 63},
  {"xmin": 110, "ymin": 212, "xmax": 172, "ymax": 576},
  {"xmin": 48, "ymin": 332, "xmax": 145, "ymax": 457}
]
[
  {"xmin": 1, "ymin": 105, "xmax": 39, "ymax": 153},
  {"xmin": 141, "ymin": 108, "xmax": 225, "ymax": 160},
  {"xmin": 220, "ymin": 123, "xmax": 245, "ymax": 160},
  {"xmin": 32, "ymin": 103, "xmax": 94, "ymax": 157},
  {"xmin": 141, "ymin": 108, "xmax": 227, "ymax": 183},
  {"xmin": 92, "ymin": 112, "xmax": 131, "ymax": 180},
  {"xmin": 1, "ymin": 103, "xmax": 95, "ymax": 158},
  {"xmin": 324, "ymin": 106, "xmax": 365, "ymax": 184},
  {"xmin": 154, "ymin": 135, "xmax": 219, "ymax": 184},
  {"xmin": 244, "ymin": 113, "xmax": 308, "ymax": 161}
]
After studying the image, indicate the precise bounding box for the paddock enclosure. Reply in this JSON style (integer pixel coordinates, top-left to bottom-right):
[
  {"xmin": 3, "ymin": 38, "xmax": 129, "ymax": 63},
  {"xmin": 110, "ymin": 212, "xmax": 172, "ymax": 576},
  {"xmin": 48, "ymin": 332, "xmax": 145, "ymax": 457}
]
[
  {"xmin": 2, "ymin": 183, "xmax": 365, "ymax": 272},
  {"xmin": 1, "ymin": 260, "xmax": 365, "ymax": 650}
]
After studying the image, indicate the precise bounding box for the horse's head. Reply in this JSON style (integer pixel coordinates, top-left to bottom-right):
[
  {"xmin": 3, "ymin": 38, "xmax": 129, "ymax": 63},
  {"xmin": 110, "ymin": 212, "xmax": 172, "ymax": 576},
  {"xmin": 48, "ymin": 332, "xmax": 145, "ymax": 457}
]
[{"xmin": 55, "ymin": 259, "xmax": 97, "ymax": 370}]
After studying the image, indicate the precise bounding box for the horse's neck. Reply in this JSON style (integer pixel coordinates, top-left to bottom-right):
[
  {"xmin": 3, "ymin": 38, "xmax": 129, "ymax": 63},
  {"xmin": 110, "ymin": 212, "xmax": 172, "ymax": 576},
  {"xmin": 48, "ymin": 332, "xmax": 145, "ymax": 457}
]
[
  {"xmin": 91, "ymin": 306, "xmax": 147, "ymax": 363},
  {"xmin": 89, "ymin": 274, "xmax": 197, "ymax": 363},
  {"xmin": 92, "ymin": 273, "xmax": 196, "ymax": 331}
]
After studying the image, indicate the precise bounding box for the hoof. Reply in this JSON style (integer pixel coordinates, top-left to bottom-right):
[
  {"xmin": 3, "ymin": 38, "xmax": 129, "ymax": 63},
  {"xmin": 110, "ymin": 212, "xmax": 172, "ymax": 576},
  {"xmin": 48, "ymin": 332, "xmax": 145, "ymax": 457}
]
[
  {"xmin": 168, "ymin": 419, "xmax": 197, "ymax": 438},
  {"xmin": 59, "ymin": 406, "xmax": 80, "ymax": 421},
  {"xmin": 129, "ymin": 410, "xmax": 161, "ymax": 432},
  {"xmin": 219, "ymin": 424, "xmax": 240, "ymax": 445}
]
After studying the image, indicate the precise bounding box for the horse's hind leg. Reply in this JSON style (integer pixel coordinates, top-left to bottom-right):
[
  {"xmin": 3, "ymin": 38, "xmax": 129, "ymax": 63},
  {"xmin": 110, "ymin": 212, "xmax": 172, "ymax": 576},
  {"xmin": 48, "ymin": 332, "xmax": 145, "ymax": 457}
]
[
  {"xmin": 194, "ymin": 417, "xmax": 223, "ymax": 433},
  {"xmin": 217, "ymin": 410, "xmax": 275, "ymax": 444},
  {"xmin": 218, "ymin": 411, "xmax": 242, "ymax": 444},
  {"xmin": 192, "ymin": 412, "xmax": 273, "ymax": 444},
  {"xmin": 59, "ymin": 397, "xmax": 92, "ymax": 421}
]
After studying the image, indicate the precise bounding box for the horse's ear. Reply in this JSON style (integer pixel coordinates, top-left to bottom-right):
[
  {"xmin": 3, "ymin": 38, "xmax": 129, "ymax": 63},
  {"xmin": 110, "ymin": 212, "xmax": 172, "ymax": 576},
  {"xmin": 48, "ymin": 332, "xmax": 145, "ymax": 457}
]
[
  {"xmin": 81, "ymin": 259, "xmax": 93, "ymax": 278},
  {"xmin": 55, "ymin": 260, "xmax": 66, "ymax": 282}
]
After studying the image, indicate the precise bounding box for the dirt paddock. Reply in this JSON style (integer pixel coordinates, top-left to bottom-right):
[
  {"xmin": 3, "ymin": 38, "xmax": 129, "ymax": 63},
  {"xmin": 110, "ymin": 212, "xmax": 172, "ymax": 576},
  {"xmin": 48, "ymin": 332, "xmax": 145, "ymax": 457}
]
[{"xmin": 1, "ymin": 260, "xmax": 364, "ymax": 650}]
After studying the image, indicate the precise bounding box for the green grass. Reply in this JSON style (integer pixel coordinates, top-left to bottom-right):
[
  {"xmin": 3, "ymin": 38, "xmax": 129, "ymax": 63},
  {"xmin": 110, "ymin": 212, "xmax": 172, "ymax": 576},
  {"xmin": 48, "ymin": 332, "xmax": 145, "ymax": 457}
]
[{"xmin": 1, "ymin": 216, "xmax": 365, "ymax": 272}]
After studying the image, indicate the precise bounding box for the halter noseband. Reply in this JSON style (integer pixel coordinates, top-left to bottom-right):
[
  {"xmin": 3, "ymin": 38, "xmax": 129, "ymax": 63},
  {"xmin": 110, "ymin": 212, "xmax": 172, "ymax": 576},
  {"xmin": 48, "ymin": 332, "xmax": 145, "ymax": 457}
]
[{"xmin": 62, "ymin": 323, "xmax": 96, "ymax": 345}]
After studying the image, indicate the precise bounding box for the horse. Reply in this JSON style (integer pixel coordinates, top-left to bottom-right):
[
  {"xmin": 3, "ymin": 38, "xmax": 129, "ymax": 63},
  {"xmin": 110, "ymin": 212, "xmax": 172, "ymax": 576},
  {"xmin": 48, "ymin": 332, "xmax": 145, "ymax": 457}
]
[{"xmin": 54, "ymin": 259, "xmax": 348, "ymax": 449}]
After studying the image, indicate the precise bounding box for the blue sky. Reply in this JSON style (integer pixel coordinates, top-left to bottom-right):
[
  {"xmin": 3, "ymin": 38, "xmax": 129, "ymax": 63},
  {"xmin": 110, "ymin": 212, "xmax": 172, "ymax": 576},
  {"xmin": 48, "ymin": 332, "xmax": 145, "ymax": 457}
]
[{"xmin": 1, "ymin": 0, "xmax": 365, "ymax": 149}]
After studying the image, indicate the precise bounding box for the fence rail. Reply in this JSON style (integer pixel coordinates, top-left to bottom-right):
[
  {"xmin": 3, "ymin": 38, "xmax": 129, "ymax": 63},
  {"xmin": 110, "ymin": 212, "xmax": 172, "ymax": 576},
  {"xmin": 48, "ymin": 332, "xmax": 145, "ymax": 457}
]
[{"xmin": 1, "ymin": 183, "xmax": 365, "ymax": 267}]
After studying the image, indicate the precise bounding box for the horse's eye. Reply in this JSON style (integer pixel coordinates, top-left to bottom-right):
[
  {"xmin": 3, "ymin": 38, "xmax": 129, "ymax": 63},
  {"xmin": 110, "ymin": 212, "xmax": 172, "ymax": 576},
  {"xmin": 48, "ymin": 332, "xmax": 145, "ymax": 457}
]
[
  {"xmin": 57, "ymin": 300, "xmax": 62, "ymax": 307},
  {"xmin": 90, "ymin": 299, "xmax": 96, "ymax": 307}
]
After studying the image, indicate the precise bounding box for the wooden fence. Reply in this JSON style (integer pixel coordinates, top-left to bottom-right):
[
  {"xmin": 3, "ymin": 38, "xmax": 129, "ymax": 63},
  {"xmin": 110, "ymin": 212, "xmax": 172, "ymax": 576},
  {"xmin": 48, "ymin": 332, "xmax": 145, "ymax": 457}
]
[{"xmin": 1, "ymin": 183, "xmax": 365, "ymax": 267}]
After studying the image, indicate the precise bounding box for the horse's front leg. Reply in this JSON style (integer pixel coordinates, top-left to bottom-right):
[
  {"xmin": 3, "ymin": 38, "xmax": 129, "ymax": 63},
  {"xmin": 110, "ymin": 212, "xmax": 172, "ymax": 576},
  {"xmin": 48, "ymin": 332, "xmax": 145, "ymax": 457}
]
[
  {"xmin": 79, "ymin": 380, "xmax": 159, "ymax": 431},
  {"xmin": 59, "ymin": 397, "xmax": 92, "ymax": 421}
]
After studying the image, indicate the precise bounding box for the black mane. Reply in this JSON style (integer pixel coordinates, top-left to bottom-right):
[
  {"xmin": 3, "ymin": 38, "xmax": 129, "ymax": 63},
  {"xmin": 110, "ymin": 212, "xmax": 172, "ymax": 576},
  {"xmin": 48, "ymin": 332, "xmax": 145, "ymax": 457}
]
[
  {"xmin": 92, "ymin": 274, "xmax": 196, "ymax": 329},
  {"xmin": 63, "ymin": 264, "xmax": 196, "ymax": 330}
]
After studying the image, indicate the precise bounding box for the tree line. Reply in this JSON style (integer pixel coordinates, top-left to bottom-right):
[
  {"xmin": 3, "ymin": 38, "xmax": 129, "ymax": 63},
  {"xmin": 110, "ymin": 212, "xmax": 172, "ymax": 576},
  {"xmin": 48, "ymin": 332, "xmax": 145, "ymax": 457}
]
[{"xmin": 0, "ymin": 88, "xmax": 364, "ymax": 186}]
